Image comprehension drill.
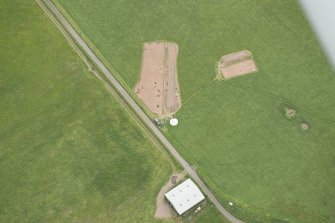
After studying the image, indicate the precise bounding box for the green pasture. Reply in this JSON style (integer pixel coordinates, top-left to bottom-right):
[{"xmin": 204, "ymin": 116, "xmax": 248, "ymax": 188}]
[
  {"xmin": 51, "ymin": 0, "xmax": 335, "ymax": 222},
  {"xmin": 0, "ymin": 1, "xmax": 176, "ymax": 222}
]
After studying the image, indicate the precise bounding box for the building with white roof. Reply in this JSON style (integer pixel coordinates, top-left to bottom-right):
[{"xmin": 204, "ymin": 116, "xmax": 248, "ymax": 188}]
[{"xmin": 165, "ymin": 178, "xmax": 205, "ymax": 215}]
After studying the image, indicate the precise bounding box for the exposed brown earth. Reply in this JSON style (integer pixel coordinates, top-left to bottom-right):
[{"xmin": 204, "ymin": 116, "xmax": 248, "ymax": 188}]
[
  {"xmin": 165, "ymin": 43, "xmax": 181, "ymax": 114},
  {"xmin": 135, "ymin": 42, "xmax": 181, "ymax": 116},
  {"xmin": 154, "ymin": 171, "xmax": 187, "ymax": 219},
  {"xmin": 219, "ymin": 50, "xmax": 257, "ymax": 79}
]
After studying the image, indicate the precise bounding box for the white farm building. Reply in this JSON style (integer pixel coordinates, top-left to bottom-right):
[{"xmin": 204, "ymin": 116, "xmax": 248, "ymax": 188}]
[{"xmin": 165, "ymin": 178, "xmax": 205, "ymax": 215}]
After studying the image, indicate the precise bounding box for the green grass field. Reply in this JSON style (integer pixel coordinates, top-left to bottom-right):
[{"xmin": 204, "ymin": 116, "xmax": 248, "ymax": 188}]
[
  {"xmin": 55, "ymin": 0, "xmax": 335, "ymax": 222},
  {"xmin": 0, "ymin": 1, "xmax": 228, "ymax": 222},
  {"xmin": 0, "ymin": 1, "xmax": 171, "ymax": 222}
]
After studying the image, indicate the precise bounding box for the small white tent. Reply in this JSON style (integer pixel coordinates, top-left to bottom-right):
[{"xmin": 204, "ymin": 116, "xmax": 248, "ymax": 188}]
[{"xmin": 170, "ymin": 118, "xmax": 178, "ymax": 126}]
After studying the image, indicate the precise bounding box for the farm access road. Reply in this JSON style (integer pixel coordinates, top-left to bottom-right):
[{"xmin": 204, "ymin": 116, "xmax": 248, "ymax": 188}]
[{"xmin": 39, "ymin": 1, "xmax": 243, "ymax": 222}]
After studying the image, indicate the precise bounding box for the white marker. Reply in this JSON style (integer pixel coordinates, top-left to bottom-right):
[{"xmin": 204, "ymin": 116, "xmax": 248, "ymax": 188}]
[{"xmin": 170, "ymin": 118, "xmax": 179, "ymax": 126}]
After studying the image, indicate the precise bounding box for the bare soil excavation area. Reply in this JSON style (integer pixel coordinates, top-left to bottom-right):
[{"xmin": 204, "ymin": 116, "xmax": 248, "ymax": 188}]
[
  {"xmin": 135, "ymin": 42, "xmax": 181, "ymax": 116},
  {"xmin": 219, "ymin": 50, "xmax": 257, "ymax": 79}
]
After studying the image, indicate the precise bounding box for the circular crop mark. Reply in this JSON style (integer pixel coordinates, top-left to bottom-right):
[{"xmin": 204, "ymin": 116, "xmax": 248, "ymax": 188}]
[
  {"xmin": 301, "ymin": 123, "xmax": 309, "ymax": 130},
  {"xmin": 285, "ymin": 108, "xmax": 296, "ymax": 118}
]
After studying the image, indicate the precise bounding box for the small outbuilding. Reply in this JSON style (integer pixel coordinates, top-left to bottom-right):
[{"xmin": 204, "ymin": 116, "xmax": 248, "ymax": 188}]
[{"xmin": 165, "ymin": 178, "xmax": 205, "ymax": 215}]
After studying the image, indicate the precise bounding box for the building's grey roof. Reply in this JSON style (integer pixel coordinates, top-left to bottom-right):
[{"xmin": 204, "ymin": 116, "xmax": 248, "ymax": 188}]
[{"xmin": 165, "ymin": 178, "xmax": 205, "ymax": 215}]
